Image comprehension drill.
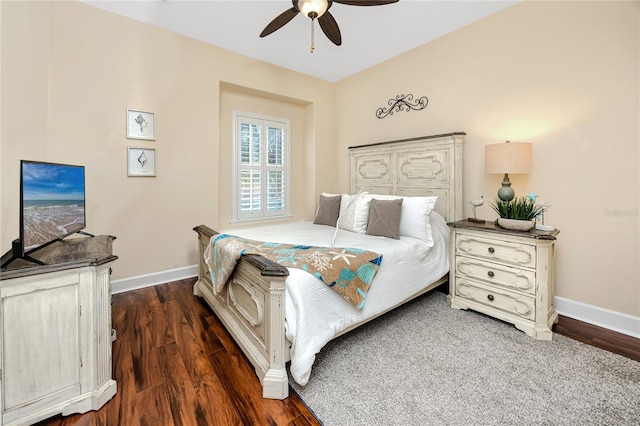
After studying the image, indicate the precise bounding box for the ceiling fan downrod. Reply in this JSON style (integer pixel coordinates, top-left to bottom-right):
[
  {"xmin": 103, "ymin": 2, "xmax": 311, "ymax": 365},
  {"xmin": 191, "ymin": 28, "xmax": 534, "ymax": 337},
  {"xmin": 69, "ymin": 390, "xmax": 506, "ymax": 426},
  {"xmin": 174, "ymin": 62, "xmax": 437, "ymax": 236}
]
[{"xmin": 309, "ymin": 11, "xmax": 318, "ymax": 53}]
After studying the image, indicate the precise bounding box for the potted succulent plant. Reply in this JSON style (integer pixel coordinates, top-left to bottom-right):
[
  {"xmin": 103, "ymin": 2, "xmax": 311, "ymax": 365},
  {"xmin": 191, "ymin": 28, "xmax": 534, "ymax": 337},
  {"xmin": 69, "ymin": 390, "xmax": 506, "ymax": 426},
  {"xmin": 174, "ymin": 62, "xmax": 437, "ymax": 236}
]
[{"xmin": 490, "ymin": 196, "xmax": 547, "ymax": 231}]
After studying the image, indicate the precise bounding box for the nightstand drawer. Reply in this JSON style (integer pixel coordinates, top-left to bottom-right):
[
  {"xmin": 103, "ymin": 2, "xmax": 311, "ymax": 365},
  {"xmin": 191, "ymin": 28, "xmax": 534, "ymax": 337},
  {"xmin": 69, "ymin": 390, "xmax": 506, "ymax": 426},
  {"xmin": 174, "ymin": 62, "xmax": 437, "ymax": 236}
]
[
  {"xmin": 455, "ymin": 234, "xmax": 536, "ymax": 268},
  {"xmin": 456, "ymin": 279, "xmax": 535, "ymax": 321},
  {"xmin": 455, "ymin": 257, "xmax": 536, "ymax": 294}
]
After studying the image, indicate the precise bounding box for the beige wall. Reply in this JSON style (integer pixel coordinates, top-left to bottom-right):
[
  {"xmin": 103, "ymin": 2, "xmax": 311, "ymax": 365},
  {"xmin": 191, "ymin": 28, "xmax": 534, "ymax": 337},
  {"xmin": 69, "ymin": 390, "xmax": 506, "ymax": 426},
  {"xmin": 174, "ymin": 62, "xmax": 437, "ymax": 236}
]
[
  {"xmin": 1, "ymin": 1, "xmax": 638, "ymax": 319},
  {"xmin": 335, "ymin": 1, "xmax": 639, "ymax": 317},
  {"xmin": 1, "ymin": 1, "xmax": 336, "ymax": 280}
]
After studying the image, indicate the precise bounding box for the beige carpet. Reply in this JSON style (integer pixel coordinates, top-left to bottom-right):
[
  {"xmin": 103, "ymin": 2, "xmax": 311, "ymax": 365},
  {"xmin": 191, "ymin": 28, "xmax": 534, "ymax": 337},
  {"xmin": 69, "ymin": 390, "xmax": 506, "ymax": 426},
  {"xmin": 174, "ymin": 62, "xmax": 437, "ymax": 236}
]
[{"xmin": 290, "ymin": 291, "xmax": 640, "ymax": 426}]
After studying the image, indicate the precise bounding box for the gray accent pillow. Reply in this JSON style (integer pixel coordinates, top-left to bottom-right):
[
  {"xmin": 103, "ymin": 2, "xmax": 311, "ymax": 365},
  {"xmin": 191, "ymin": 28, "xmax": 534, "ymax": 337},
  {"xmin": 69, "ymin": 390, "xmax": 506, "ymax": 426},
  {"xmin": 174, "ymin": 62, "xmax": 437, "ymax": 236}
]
[
  {"xmin": 366, "ymin": 198, "xmax": 403, "ymax": 239},
  {"xmin": 313, "ymin": 194, "xmax": 342, "ymax": 226}
]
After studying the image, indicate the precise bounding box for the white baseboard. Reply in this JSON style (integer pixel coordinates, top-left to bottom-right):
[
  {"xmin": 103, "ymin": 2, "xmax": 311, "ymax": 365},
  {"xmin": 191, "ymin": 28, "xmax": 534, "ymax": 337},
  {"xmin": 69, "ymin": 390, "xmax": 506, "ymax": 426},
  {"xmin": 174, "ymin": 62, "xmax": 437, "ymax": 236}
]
[
  {"xmin": 111, "ymin": 265, "xmax": 198, "ymax": 294},
  {"xmin": 111, "ymin": 267, "xmax": 639, "ymax": 339},
  {"xmin": 555, "ymin": 296, "xmax": 640, "ymax": 339}
]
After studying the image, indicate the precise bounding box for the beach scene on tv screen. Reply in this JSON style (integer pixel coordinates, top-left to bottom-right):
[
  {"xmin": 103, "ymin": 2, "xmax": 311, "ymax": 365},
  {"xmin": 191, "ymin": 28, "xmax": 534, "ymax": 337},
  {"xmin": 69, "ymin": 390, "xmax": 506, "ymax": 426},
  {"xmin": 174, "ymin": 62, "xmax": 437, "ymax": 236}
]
[{"xmin": 22, "ymin": 162, "xmax": 85, "ymax": 250}]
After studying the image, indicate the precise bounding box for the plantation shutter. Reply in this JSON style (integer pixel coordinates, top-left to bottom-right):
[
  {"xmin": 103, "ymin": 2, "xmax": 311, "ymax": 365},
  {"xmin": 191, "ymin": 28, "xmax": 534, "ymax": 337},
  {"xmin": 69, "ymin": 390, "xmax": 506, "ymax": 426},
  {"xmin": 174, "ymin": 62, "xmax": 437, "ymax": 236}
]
[{"xmin": 235, "ymin": 114, "xmax": 289, "ymax": 221}]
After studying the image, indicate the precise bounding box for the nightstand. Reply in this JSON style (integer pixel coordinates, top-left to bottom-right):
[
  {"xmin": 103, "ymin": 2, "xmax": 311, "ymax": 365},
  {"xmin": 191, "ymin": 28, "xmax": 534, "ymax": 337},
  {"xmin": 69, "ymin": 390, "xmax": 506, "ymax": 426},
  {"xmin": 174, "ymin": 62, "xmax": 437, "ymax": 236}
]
[{"xmin": 447, "ymin": 220, "xmax": 559, "ymax": 340}]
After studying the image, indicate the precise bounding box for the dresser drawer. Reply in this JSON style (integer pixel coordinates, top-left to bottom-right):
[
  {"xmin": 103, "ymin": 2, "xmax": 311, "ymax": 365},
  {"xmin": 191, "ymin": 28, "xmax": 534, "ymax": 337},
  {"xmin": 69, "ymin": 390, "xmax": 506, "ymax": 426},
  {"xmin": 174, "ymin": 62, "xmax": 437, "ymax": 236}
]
[
  {"xmin": 456, "ymin": 279, "xmax": 535, "ymax": 321},
  {"xmin": 455, "ymin": 256, "xmax": 536, "ymax": 294},
  {"xmin": 455, "ymin": 234, "xmax": 536, "ymax": 268}
]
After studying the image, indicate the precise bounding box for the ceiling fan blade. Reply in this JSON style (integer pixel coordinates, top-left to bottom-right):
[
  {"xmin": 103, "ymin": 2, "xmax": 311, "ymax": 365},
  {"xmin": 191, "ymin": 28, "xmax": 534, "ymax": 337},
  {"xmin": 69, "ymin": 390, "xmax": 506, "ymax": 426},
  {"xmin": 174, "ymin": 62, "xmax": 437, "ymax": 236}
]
[
  {"xmin": 333, "ymin": 0, "xmax": 398, "ymax": 6},
  {"xmin": 318, "ymin": 11, "xmax": 342, "ymax": 46},
  {"xmin": 260, "ymin": 7, "xmax": 299, "ymax": 38}
]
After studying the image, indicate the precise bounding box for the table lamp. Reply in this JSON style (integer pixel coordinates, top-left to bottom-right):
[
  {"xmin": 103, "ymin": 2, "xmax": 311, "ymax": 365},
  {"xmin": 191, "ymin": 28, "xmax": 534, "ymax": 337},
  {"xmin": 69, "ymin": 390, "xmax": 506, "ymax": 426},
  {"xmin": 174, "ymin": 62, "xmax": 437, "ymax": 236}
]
[{"xmin": 485, "ymin": 141, "xmax": 532, "ymax": 202}]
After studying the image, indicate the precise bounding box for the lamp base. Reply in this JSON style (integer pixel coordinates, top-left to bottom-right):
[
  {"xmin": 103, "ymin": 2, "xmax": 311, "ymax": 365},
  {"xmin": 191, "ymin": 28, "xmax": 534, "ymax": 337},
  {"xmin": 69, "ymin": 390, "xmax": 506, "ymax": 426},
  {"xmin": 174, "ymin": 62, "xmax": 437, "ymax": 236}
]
[{"xmin": 497, "ymin": 173, "xmax": 515, "ymax": 202}]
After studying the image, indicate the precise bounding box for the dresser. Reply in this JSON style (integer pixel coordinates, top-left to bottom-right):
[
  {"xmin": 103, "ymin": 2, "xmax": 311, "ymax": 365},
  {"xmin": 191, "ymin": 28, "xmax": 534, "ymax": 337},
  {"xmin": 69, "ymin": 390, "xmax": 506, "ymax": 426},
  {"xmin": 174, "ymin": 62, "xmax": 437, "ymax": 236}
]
[
  {"xmin": 447, "ymin": 220, "xmax": 559, "ymax": 340},
  {"xmin": 0, "ymin": 236, "xmax": 117, "ymax": 426}
]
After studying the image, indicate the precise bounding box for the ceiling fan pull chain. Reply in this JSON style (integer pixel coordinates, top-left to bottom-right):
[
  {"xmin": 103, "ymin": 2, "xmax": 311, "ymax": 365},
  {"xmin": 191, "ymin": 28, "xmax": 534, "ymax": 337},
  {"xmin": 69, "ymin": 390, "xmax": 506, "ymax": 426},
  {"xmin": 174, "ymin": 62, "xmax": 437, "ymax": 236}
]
[{"xmin": 310, "ymin": 18, "xmax": 315, "ymax": 53}]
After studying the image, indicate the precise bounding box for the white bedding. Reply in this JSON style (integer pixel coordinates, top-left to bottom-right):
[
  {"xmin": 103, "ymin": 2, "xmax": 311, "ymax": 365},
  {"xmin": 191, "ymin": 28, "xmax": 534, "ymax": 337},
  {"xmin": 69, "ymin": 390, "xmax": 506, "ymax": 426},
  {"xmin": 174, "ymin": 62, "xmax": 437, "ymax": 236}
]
[{"xmin": 223, "ymin": 212, "xmax": 450, "ymax": 385}]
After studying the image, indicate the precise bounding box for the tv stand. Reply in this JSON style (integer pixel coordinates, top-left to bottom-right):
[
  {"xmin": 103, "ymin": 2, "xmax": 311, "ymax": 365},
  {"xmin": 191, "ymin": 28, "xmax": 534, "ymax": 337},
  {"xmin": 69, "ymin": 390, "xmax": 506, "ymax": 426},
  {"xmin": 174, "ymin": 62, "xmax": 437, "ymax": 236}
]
[
  {"xmin": 0, "ymin": 240, "xmax": 44, "ymax": 268},
  {"xmin": 0, "ymin": 235, "xmax": 118, "ymax": 426},
  {"xmin": 1, "ymin": 254, "xmax": 45, "ymax": 268},
  {"xmin": 1, "ymin": 231, "xmax": 97, "ymax": 269}
]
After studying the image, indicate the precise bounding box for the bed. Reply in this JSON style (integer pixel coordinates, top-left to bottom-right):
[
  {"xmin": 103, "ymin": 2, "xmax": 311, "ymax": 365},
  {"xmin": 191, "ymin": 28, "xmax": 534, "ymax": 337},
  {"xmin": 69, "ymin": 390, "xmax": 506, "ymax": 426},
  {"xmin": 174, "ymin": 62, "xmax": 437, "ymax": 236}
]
[{"xmin": 193, "ymin": 132, "xmax": 465, "ymax": 399}]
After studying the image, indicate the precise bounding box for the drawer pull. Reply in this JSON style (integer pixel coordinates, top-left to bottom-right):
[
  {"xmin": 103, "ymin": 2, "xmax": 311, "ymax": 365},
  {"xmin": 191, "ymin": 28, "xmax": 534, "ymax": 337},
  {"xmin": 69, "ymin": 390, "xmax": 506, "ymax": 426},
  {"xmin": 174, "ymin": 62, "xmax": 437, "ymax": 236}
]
[
  {"xmin": 488, "ymin": 247, "xmax": 495, "ymax": 254},
  {"xmin": 487, "ymin": 271, "xmax": 495, "ymax": 278},
  {"xmin": 487, "ymin": 294, "xmax": 495, "ymax": 301}
]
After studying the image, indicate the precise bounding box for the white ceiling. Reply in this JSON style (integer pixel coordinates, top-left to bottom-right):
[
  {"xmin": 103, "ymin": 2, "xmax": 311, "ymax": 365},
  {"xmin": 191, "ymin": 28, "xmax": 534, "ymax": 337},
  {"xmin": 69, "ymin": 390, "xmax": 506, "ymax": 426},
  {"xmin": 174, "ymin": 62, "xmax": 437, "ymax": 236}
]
[{"xmin": 83, "ymin": 0, "xmax": 518, "ymax": 83}]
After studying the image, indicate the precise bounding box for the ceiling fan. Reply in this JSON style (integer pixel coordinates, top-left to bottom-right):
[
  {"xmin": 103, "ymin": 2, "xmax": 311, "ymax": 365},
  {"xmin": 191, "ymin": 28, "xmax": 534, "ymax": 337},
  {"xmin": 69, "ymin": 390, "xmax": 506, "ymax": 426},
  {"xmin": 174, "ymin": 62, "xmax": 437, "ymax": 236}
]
[{"xmin": 260, "ymin": 0, "xmax": 399, "ymax": 52}]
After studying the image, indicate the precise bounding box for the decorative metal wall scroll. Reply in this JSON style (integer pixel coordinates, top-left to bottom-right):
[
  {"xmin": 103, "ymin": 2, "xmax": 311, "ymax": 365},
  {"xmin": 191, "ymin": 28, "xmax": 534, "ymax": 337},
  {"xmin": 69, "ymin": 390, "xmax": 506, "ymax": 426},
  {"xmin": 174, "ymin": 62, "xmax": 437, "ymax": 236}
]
[{"xmin": 375, "ymin": 94, "xmax": 429, "ymax": 119}]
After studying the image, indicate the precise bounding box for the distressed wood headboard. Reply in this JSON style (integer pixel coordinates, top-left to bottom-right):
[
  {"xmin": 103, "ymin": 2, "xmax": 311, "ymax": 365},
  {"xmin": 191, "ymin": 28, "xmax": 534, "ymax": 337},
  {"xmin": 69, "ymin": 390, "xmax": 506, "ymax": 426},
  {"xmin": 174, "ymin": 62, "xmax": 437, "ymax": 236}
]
[{"xmin": 349, "ymin": 132, "xmax": 465, "ymax": 223}]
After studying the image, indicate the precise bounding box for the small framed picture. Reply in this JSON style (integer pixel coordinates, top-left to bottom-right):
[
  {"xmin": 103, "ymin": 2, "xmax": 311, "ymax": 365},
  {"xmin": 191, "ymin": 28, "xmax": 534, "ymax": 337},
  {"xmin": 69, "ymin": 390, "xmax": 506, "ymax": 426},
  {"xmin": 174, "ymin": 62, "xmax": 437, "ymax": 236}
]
[
  {"xmin": 127, "ymin": 109, "xmax": 155, "ymax": 140},
  {"xmin": 128, "ymin": 147, "xmax": 156, "ymax": 177}
]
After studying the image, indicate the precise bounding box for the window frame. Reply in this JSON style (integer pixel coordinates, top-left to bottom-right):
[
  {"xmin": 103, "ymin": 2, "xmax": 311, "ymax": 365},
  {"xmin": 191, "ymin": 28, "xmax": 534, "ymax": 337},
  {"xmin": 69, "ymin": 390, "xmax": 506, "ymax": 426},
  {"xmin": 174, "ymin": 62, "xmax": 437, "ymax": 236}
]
[{"xmin": 232, "ymin": 111, "xmax": 291, "ymax": 223}]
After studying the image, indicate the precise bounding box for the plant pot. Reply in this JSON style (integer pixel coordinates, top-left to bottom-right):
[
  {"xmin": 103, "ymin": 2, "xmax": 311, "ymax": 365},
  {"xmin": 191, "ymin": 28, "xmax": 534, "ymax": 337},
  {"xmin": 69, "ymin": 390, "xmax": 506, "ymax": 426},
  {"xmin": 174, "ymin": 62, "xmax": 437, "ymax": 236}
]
[{"xmin": 496, "ymin": 218, "xmax": 534, "ymax": 231}]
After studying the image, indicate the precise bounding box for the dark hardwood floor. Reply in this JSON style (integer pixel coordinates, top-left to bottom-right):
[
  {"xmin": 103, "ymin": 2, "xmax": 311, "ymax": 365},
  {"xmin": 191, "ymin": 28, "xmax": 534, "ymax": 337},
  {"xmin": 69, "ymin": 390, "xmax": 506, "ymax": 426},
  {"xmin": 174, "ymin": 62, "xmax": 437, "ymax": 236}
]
[
  {"xmin": 553, "ymin": 313, "xmax": 640, "ymax": 362},
  {"xmin": 37, "ymin": 278, "xmax": 638, "ymax": 426},
  {"xmin": 37, "ymin": 277, "xmax": 320, "ymax": 426}
]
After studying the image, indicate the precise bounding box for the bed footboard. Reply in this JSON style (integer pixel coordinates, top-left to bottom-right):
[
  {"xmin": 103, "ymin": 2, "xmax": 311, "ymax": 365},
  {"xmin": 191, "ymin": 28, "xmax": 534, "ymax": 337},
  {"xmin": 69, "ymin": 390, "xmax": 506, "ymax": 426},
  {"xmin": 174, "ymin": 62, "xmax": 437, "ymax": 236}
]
[{"xmin": 193, "ymin": 225, "xmax": 290, "ymax": 399}]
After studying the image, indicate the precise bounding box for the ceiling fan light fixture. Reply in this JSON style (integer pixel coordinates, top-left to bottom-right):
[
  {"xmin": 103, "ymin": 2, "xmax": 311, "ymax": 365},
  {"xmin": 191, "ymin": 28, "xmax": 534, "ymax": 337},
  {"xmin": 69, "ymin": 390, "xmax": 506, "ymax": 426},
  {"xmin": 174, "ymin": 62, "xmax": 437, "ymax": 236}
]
[{"xmin": 297, "ymin": 0, "xmax": 329, "ymax": 19}]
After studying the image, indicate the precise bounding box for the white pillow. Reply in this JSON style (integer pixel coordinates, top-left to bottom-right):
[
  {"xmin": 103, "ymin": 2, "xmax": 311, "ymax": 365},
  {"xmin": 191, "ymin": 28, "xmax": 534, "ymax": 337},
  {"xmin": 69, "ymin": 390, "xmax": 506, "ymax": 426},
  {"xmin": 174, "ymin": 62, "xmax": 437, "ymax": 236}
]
[
  {"xmin": 399, "ymin": 196, "xmax": 438, "ymax": 246},
  {"xmin": 365, "ymin": 194, "xmax": 438, "ymax": 246},
  {"xmin": 337, "ymin": 192, "xmax": 371, "ymax": 233}
]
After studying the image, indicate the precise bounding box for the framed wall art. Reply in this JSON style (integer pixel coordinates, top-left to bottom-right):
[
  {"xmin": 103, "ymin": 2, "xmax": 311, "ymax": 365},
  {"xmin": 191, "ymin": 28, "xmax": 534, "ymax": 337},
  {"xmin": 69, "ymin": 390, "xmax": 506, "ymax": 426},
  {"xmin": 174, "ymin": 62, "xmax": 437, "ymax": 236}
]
[
  {"xmin": 127, "ymin": 109, "xmax": 156, "ymax": 140},
  {"xmin": 128, "ymin": 147, "xmax": 156, "ymax": 177}
]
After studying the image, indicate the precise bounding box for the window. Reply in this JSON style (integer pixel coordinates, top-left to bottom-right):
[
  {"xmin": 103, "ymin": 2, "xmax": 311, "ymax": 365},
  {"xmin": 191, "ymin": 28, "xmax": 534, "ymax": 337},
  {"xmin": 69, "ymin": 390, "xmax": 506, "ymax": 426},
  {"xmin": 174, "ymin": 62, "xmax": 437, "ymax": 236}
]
[{"xmin": 233, "ymin": 112, "xmax": 290, "ymax": 222}]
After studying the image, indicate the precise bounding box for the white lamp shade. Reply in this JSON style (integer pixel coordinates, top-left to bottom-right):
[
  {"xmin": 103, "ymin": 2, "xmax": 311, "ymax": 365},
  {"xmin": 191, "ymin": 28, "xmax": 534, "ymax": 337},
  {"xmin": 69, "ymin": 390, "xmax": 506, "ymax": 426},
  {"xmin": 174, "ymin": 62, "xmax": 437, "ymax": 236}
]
[
  {"xmin": 485, "ymin": 142, "xmax": 532, "ymax": 174},
  {"xmin": 298, "ymin": 0, "xmax": 329, "ymax": 18}
]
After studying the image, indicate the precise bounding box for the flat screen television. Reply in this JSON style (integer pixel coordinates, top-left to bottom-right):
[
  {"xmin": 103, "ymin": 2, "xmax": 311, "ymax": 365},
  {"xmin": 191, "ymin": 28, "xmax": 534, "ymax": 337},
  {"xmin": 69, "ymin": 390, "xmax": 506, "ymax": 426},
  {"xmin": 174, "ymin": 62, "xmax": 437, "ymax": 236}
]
[{"xmin": 18, "ymin": 160, "xmax": 86, "ymax": 260}]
